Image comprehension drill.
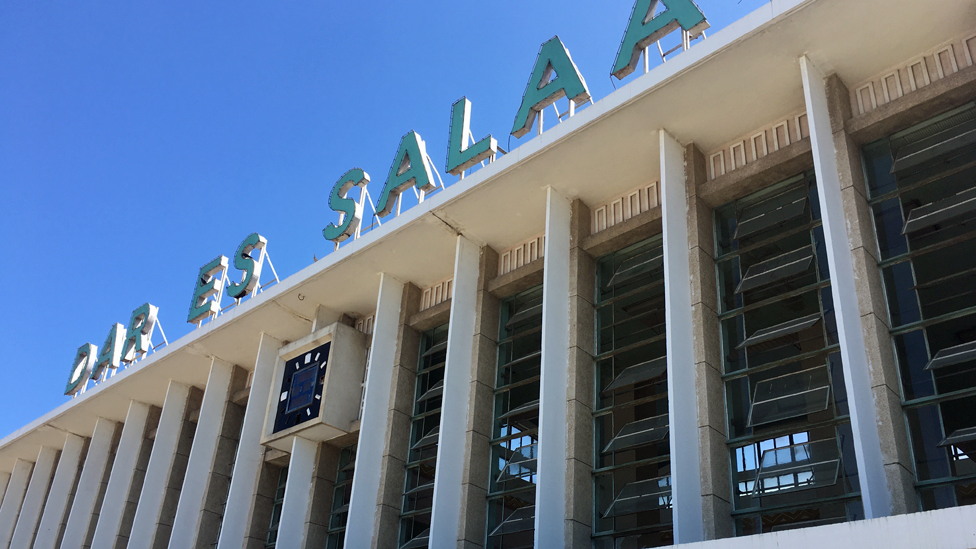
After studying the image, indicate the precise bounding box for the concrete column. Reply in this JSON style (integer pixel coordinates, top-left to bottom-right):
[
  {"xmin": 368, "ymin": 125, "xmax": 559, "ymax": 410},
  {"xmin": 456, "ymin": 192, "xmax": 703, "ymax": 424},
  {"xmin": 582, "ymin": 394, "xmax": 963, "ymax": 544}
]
[
  {"xmin": 217, "ymin": 333, "xmax": 281, "ymax": 549},
  {"xmin": 344, "ymin": 273, "xmax": 405, "ymax": 548},
  {"xmin": 60, "ymin": 418, "xmax": 118, "ymax": 549},
  {"xmin": 90, "ymin": 400, "xmax": 151, "ymax": 549},
  {"xmin": 685, "ymin": 143, "xmax": 735, "ymax": 540},
  {"xmin": 534, "ymin": 187, "xmax": 572, "ymax": 548},
  {"xmin": 302, "ymin": 444, "xmax": 340, "ymax": 549},
  {"xmin": 33, "ymin": 435, "xmax": 85, "ymax": 549},
  {"xmin": 660, "ymin": 129, "xmax": 704, "ymax": 543},
  {"xmin": 167, "ymin": 359, "xmax": 236, "ymax": 549},
  {"xmin": 455, "ymin": 246, "xmax": 498, "ymax": 548},
  {"xmin": 9, "ymin": 446, "xmax": 59, "ymax": 549},
  {"xmin": 0, "ymin": 459, "xmax": 34, "ymax": 547},
  {"xmin": 274, "ymin": 437, "xmax": 317, "ymax": 549},
  {"xmin": 428, "ymin": 235, "xmax": 479, "ymax": 549},
  {"xmin": 565, "ymin": 199, "xmax": 595, "ymax": 548},
  {"xmin": 800, "ymin": 55, "xmax": 892, "ymax": 519},
  {"xmin": 0, "ymin": 474, "xmax": 9, "ymax": 510},
  {"xmin": 128, "ymin": 381, "xmax": 191, "ymax": 549}
]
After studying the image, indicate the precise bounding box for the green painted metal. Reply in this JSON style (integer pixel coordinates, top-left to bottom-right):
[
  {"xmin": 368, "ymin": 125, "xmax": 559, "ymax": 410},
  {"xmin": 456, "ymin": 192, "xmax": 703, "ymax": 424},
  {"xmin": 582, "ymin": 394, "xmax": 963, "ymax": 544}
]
[
  {"xmin": 91, "ymin": 323, "xmax": 125, "ymax": 381},
  {"xmin": 376, "ymin": 131, "xmax": 436, "ymax": 217},
  {"xmin": 65, "ymin": 343, "xmax": 97, "ymax": 396},
  {"xmin": 323, "ymin": 168, "xmax": 370, "ymax": 243},
  {"xmin": 446, "ymin": 97, "xmax": 497, "ymax": 176},
  {"xmin": 226, "ymin": 233, "xmax": 268, "ymax": 299},
  {"xmin": 511, "ymin": 36, "xmax": 590, "ymax": 138},
  {"xmin": 187, "ymin": 256, "xmax": 229, "ymax": 324},
  {"xmin": 611, "ymin": 0, "xmax": 708, "ymax": 80},
  {"xmin": 120, "ymin": 303, "xmax": 159, "ymax": 364}
]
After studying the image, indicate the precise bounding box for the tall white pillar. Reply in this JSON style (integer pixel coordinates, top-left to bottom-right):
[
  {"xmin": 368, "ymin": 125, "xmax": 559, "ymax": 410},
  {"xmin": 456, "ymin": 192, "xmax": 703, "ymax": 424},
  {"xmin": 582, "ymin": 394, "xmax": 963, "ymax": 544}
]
[
  {"xmin": 60, "ymin": 417, "xmax": 118, "ymax": 549},
  {"xmin": 90, "ymin": 400, "xmax": 151, "ymax": 549},
  {"xmin": 800, "ymin": 55, "xmax": 892, "ymax": 519},
  {"xmin": 168, "ymin": 358, "xmax": 234, "ymax": 549},
  {"xmin": 534, "ymin": 187, "xmax": 572, "ymax": 548},
  {"xmin": 275, "ymin": 437, "xmax": 317, "ymax": 549},
  {"xmin": 216, "ymin": 333, "xmax": 281, "ymax": 549},
  {"xmin": 345, "ymin": 273, "xmax": 404, "ymax": 548},
  {"xmin": 128, "ymin": 381, "xmax": 190, "ymax": 549},
  {"xmin": 429, "ymin": 235, "xmax": 479, "ymax": 549},
  {"xmin": 0, "ymin": 459, "xmax": 34, "ymax": 548},
  {"xmin": 33, "ymin": 434, "xmax": 85, "ymax": 549},
  {"xmin": 660, "ymin": 129, "xmax": 705, "ymax": 543},
  {"xmin": 9, "ymin": 446, "xmax": 58, "ymax": 549},
  {"xmin": 0, "ymin": 474, "xmax": 9, "ymax": 508}
]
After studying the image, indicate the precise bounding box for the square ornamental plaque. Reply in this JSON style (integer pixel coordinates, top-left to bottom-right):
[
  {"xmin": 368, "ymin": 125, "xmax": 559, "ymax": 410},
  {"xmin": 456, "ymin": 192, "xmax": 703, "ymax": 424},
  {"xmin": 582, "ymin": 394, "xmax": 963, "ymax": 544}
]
[{"xmin": 261, "ymin": 321, "xmax": 368, "ymax": 451}]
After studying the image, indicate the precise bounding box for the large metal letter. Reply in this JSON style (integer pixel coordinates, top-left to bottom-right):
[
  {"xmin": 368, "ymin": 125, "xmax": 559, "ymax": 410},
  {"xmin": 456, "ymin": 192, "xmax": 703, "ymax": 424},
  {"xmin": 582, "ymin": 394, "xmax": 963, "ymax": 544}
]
[
  {"xmin": 612, "ymin": 0, "xmax": 709, "ymax": 80},
  {"xmin": 323, "ymin": 169, "xmax": 370, "ymax": 243},
  {"xmin": 660, "ymin": 129, "xmax": 704, "ymax": 543},
  {"xmin": 187, "ymin": 257, "xmax": 228, "ymax": 324},
  {"xmin": 121, "ymin": 303, "xmax": 159, "ymax": 364},
  {"xmin": 446, "ymin": 98, "xmax": 497, "ymax": 176},
  {"xmin": 375, "ymin": 132, "xmax": 436, "ymax": 217},
  {"xmin": 512, "ymin": 37, "xmax": 590, "ymax": 138},
  {"xmin": 799, "ymin": 55, "xmax": 892, "ymax": 519},
  {"xmin": 225, "ymin": 233, "xmax": 267, "ymax": 299},
  {"xmin": 65, "ymin": 343, "xmax": 97, "ymax": 396},
  {"xmin": 91, "ymin": 323, "xmax": 125, "ymax": 381}
]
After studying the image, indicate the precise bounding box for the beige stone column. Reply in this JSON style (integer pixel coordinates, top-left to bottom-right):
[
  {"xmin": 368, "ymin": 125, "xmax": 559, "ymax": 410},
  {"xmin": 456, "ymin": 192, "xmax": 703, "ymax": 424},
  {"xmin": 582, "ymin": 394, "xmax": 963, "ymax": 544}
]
[
  {"xmin": 457, "ymin": 246, "xmax": 499, "ymax": 549},
  {"xmin": 825, "ymin": 73, "xmax": 917, "ymax": 515},
  {"xmin": 685, "ymin": 143, "xmax": 735, "ymax": 539},
  {"xmin": 302, "ymin": 443, "xmax": 340, "ymax": 549},
  {"xmin": 566, "ymin": 199, "xmax": 595, "ymax": 548},
  {"xmin": 370, "ymin": 283, "xmax": 422, "ymax": 549}
]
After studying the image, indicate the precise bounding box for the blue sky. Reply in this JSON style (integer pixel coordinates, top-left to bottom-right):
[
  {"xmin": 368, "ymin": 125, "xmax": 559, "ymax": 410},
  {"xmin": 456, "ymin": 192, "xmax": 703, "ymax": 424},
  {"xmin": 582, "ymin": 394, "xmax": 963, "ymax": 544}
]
[{"xmin": 0, "ymin": 0, "xmax": 768, "ymax": 437}]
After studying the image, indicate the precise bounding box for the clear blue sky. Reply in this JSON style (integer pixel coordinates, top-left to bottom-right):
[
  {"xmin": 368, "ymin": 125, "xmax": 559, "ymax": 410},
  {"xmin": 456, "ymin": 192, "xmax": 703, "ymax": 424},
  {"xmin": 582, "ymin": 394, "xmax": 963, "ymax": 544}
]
[{"xmin": 0, "ymin": 0, "xmax": 767, "ymax": 438}]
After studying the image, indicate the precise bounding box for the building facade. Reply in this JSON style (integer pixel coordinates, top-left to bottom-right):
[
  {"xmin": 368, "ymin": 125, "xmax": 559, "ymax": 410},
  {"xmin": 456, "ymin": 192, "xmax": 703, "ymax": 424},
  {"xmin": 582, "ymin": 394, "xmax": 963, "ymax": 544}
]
[{"xmin": 2, "ymin": 0, "xmax": 976, "ymax": 548}]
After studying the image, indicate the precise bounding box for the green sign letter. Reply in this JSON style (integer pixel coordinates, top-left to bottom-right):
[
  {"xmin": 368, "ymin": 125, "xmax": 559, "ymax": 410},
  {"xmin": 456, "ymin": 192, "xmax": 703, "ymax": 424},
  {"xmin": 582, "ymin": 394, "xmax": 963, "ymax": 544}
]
[
  {"xmin": 375, "ymin": 131, "xmax": 436, "ymax": 218},
  {"xmin": 323, "ymin": 169, "xmax": 370, "ymax": 243},
  {"xmin": 91, "ymin": 323, "xmax": 125, "ymax": 381},
  {"xmin": 512, "ymin": 36, "xmax": 590, "ymax": 138},
  {"xmin": 611, "ymin": 0, "xmax": 708, "ymax": 80},
  {"xmin": 446, "ymin": 97, "xmax": 497, "ymax": 176},
  {"xmin": 65, "ymin": 343, "xmax": 97, "ymax": 396},
  {"xmin": 226, "ymin": 233, "xmax": 268, "ymax": 299},
  {"xmin": 187, "ymin": 256, "xmax": 228, "ymax": 324},
  {"xmin": 121, "ymin": 303, "xmax": 159, "ymax": 364}
]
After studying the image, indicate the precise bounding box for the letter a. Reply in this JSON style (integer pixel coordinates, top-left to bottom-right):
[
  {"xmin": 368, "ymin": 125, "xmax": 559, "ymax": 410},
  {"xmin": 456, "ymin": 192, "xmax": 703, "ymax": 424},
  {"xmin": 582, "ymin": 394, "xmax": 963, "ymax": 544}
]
[
  {"xmin": 375, "ymin": 131, "xmax": 436, "ymax": 218},
  {"xmin": 611, "ymin": 0, "xmax": 708, "ymax": 80},
  {"xmin": 511, "ymin": 36, "xmax": 590, "ymax": 138}
]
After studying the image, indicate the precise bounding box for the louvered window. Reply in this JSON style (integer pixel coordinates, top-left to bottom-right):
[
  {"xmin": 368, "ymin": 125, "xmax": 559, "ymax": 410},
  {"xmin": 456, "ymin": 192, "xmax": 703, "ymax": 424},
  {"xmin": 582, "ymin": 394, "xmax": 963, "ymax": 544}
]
[
  {"xmin": 398, "ymin": 324, "xmax": 449, "ymax": 548},
  {"xmin": 485, "ymin": 286, "xmax": 543, "ymax": 549},
  {"xmin": 325, "ymin": 445, "xmax": 357, "ymax": 549},
  {"xmin": 863, "ymin": 101, "xmax": 976, "ymax": 512},
  {"xmin": 593, "ymin": 236, "xmax": 673, "ymax": 547},
  {"xmin": 715, "ymin": 172, "xmax": 862, "ymax": 535}
]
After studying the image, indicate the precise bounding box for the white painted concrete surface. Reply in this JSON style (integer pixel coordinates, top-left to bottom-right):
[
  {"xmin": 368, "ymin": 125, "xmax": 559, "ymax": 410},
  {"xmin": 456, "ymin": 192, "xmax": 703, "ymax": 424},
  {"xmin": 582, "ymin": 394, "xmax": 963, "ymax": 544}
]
[
  {"xmin": 9, "ymin": 446, "xmax": 58, "ymax": 549},
  {"xmin": 32, "ymin": 434, "xmax": 84, "ymax": 549},
  {"xmin": 275, "ymin": 436, "xmax": 317, "ymax": 549},
  {"xmin": 60, "ymin": 417, "xmax": 117, "ymax": 549},
  {"xmin": 0, "ymin": 459, "xmax": 33, "ymax": 548},
  {"xmin": 428, "ymin": 235, "xmax": 479, "ymax": 548}
]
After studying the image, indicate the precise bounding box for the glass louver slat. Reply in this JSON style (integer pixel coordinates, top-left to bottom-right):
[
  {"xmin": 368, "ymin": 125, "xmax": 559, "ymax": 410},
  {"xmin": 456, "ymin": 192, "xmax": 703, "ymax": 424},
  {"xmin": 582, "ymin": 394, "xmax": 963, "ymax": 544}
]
[
  {"xmin": 603, "ymin": 357, "xmax": 668, "ymax": 392},
  {"xmin": 497, "ymin": 443, "xmax": 538, "ymax": 483},
  {"xmin": 902, "ymin": 187, "xmax": 976, "ymax": 235},
  {"xmin": 736, "ymin": 313, "xmax": 822, "ymax": 350},
  {"xmin": 504, "ymin": 303, "xmax": 543, "ymax": 329},
  {"xmin": 747, "ymin": 368, "xmax": 831, "ymax": 427},
  {"xmin": 734, "ymin": 196, "xmax": 808, "ymax": 241},
  {"xmin": 417, "ymin": 380, "xmax": 444, "ymax": 403},
  {"xmin": 501, "ymin": 350, "xmax": 542, "ymax": 371},
  {"xmin": 404, "ymin": 480, "xmax": 435, "ymax": 496},
  {"xmin": 925, "ymin": 341, "xmax": 976, "ymax": 371},
  {"xmin": 735, "ymin": 247, "xmax": 815, "ymax": 294},
  {"xmin": 490, "ymin": 505, "xmax": 536, "ymax": 536},
  {"xmin": 602, "ymin": 476, "xmax": 672, "ymax": 518},
  {"xmin": 421, "ymin": 341, "xmax": 447, "ymax": 358},
  {"xmin": 752, "ymin": 440, "xmax": 840, "ymax": 497},
  {"xmin": 399, "ymin": 529, "xmax": 430, "ymax": 549},
  {"xmin": 497, "ymin": 399, "xmax": 540, "ymax": 420},
  {"xmin": 938, "ymin": 426, "xmax": 976, "ymax": 450},
  {"xmin": 605, "ymin": 252, "xmax": 664, "ymax": 289},
  {"xmin": 411, "ymin": 426, "xmax": 439, "ymax": 451},
  {"xmin": 892, "ymin": 117, "xmax": 976, "ymax": 174},
  {"xmin": 332, "ymin": 503, "xmax": 349, "ymax": 515},
  {"xmin": 602, "ymin": 414, "xmax": 669, "ymax": 454}
]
